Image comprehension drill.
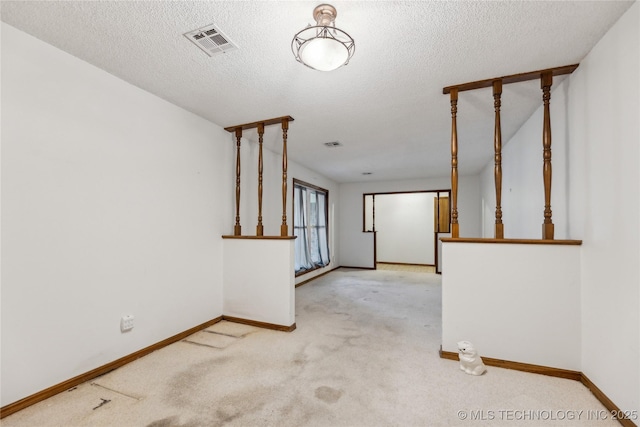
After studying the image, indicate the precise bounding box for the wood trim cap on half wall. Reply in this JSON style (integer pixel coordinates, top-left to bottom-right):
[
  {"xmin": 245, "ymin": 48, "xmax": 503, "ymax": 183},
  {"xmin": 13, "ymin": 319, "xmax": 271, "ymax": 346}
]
[{"xmin": 440, "ymin": 237, "xmax": 582, "ymax": 245}]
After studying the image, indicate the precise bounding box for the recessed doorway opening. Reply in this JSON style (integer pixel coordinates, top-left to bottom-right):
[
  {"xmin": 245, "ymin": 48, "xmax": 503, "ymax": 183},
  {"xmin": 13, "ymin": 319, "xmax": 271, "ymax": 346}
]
[{"xmin": 363, "ymin": 189, "xmax": 451, "ymax": 274}]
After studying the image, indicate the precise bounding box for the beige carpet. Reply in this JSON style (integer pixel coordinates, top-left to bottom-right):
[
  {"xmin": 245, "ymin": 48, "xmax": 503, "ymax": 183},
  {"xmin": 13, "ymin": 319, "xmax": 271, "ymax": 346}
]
[
  {"xmin": 3, "ymin": 269, "xmax": 617, "ymax": 426},
  {"xmin": 376, "ymin": 263, "xmax": 436, "ymax": 273}
]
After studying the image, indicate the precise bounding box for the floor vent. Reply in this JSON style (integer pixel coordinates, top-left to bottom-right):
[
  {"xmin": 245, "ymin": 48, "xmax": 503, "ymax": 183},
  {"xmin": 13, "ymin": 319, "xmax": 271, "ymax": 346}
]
[{"xmin": 184, "ymin": 23, "xmax": 238, "ymax": 57}]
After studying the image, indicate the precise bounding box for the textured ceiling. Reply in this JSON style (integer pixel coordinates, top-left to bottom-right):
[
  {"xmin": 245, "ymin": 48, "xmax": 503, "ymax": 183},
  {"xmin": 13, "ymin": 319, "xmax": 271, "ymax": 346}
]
[{"xmin": 1, "ymin": 1, "xmax": 633, "ymax": 183}]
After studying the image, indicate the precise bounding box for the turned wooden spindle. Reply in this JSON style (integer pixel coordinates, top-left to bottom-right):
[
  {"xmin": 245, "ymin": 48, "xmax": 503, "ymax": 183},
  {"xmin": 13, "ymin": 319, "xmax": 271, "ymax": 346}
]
[
  {"xmin": 493, "ymin": 80, "xmax": 504, "ymax": 239},
  {"xmin": 234, "ymin": 128, "xmax": 242, "ymax": 236},
  {"xmin": 450, "ymin": 88, "xmax": 460, "ymax": 238},
  {"xmin": 443, "ymin": 66, "xmax": 580, "ymax": 241},
  {"xmin": 280, "ymin": 119, "xmax": 289, "ymax": 236},
  {"xmin": 541, "ymin": 71, "xmax": 554, "ymax": 240},
  {"xmin": 257, "ymin": 122, "xmax": 265, "ymax": 236}
]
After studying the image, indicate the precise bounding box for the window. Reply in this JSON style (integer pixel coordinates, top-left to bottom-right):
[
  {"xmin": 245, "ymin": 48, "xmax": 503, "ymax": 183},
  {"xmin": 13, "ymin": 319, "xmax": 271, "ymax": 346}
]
[{"xmin": 293, "ymin": 180, "xmax": 330, "ymax": 275}]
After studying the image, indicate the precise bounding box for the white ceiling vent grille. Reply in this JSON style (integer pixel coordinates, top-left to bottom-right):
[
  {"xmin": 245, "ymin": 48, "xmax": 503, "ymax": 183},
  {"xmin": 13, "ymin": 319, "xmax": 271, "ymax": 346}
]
[
  {"xmin": 184, "ymin": 24, "xmax": 238, "ymax": 57},
  {"xmin": 324, "ymin": 141, "xmax": 342, "ymax": 147}
]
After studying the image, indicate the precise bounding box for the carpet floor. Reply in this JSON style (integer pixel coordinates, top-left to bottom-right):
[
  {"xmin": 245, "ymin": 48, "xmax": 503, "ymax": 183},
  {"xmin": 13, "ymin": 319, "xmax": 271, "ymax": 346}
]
[
  {"xmin": 376, "ymin": 263, "xmax": 436, "ymax": 273},
  {"xmin": 2, "ymin": 269, "xmax": 617, "ymax": 426}
]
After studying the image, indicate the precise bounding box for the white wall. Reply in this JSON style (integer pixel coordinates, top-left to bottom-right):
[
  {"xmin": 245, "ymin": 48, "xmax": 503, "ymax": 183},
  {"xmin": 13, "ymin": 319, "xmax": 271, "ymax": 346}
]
[
  {"xmin": 375, "ymin": 193, "xmax": 435, "ymax": 265},
  {"xmin": 223, "ymin": 239, "xmax": 295, "ymax": 327},
  {"xmin": 338, "ymin": 176, "xmax": 481, "ymax": 268},
  {"xmin": 436, "ymin": 232, "xmax": 451, "ymax": 273},
  {"xmin": 567, "ymin": 3, "xmax": 639, "ymax": 415},
  {"xmin": 1, "ymin": 22, "xmax": 342, "ymax": 405},
  {"xmin": 1, "ymin": 24, "xmax": 233, "ymax": 406},
  {"xmin": 442, "ymin": 242, "xmax": 582, "ymax": 370},
  {"xmin": 476, "ymin": 2, "xmax": 639, "ymax": 414}
]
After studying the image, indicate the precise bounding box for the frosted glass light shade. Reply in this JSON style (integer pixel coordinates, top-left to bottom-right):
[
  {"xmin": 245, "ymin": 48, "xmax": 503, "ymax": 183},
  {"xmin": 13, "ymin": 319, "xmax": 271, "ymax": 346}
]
[
  {"xmin": 292, "ymin": 26, "xmax": 355, "ymax": 71},
  {"xmin": 299, "ymin": 38, "xmax": 350, "ymax": 72}
]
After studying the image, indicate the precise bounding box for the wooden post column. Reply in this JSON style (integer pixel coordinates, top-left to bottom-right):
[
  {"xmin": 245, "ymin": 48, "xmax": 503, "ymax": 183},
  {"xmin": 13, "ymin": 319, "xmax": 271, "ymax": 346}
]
[
  {"xmin": 541, "ymin": 71, "xmax": 554, "ymax": 240},
  {"xmin": 493, "ymin": 80, "xmax": 504, "ymax": 239},
  {"xmin": 257, "ymin": 122, "xmax": 265, "ymax": 236},
  {"xmin": 280, "ymin": 118, "xmax": 289, "ymax": 236},
  {"xmin": 450, "ymin": 88, "xmax": 460, "ymax": 238},
  {"xmin": 234, "ymin": 128, "xmax": 242, "ymax": 236}
]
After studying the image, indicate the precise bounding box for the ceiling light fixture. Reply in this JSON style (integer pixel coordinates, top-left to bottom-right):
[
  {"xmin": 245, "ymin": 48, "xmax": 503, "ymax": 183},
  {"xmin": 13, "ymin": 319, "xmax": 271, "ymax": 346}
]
[{"xmin": 291, "ymin": 4, "xmax": 355, "ymax": 72}]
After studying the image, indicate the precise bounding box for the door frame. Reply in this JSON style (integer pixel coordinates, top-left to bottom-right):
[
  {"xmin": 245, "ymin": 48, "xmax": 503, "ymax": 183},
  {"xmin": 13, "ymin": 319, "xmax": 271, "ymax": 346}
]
[{"xmin": 362, "ymin": 188, "xmax": 451, "ymax": 273}]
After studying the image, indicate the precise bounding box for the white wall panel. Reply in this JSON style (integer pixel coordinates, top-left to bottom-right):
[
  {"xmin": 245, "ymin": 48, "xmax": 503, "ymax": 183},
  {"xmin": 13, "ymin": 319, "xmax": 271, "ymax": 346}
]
[
  {"xmin": 223, "ymin": 239, "xmax": 295, "ymax": 327},
  {"xmin": 476, "ymin": 3, "xmax": 639, "ymax": 413},
  {"xmin": 568, "ymin": 3, "xmax": 639, "ymax": 415},
  {"xmin": 442, "ymin": 242, "xmax": 582, "ymax": 370},
  {"xmin": 375, "ymin": 193, "xmax": 435, "ymax": 264},
  {"xmin": 1, "ymin": 23, "xmax": 231, "ymax": 406}
]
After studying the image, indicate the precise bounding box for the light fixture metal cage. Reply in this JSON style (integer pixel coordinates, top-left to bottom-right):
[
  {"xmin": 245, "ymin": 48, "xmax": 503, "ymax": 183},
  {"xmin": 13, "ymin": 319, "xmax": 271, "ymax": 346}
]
[{"xmin": 291, "ymin": 4, "xmax": 355, "ymax": 72}]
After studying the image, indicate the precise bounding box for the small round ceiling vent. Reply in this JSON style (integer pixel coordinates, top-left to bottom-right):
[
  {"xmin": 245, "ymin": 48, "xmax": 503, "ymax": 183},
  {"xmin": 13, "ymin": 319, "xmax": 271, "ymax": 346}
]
[{"xmin": 323, "ymin": 141, "xmax": 342, "ymax": 147}]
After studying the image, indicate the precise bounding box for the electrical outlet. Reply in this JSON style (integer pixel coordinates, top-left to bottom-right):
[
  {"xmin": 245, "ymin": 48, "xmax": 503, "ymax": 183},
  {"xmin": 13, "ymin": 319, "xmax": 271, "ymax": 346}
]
[{"xmin": 120, "ymin": 314, "xmax": 134, "ymax": 332}]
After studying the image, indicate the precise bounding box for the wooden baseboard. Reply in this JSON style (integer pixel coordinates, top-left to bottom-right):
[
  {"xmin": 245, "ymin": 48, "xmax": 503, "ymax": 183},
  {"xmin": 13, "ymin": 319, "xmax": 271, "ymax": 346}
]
[
  {"xmin": 377, "ymin": 262, "xmax": 435, "ymax": 267},
  {"xmin": 440, "ymin": 347, "xmax": 636, "ymax": 427},
  {"xmin": 222, "ymin": 315, "xmax": 296, "ymax": 332},
  {"xmin": 0, "ymin": 316, "xmax": 223, "ymax": 419},
  {"xmin": 439, "ymin": 348, "xmax": 580, "ymax": 380},
  {"xmin": 339, "ymin": 266, "xmax": 376, "ymax": 270},
  {"xmin": 581, "ymin": 374, "xmax": 638, "ymax": 427},
  {"xmin": 295, "ymin": 266, "xmax": 340, "ymax": 288}
]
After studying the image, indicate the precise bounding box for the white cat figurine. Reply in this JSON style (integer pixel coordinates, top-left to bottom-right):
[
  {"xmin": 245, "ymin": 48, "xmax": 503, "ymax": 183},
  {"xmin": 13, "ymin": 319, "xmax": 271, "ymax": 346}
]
[{"xmin": 457, "ymin": 341, "xmax": 487, "ymax": 376}]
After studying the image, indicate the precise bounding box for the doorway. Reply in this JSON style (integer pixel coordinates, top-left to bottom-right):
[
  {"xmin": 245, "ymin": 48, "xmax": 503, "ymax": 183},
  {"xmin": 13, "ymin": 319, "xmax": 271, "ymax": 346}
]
[{"xmin": 363, "ymin": 190, "xmax": 450, "ymax": 274}]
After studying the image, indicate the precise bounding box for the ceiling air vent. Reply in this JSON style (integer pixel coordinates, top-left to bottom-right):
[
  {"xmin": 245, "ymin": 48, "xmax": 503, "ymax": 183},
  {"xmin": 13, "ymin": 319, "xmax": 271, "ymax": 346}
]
[
  {"xmin": 184, "ymin": 24, "xmax": 238, "ymax": 57},
  {"xmin": 324, "ymin": 141, "xmax": 342, "ymax": 147}
]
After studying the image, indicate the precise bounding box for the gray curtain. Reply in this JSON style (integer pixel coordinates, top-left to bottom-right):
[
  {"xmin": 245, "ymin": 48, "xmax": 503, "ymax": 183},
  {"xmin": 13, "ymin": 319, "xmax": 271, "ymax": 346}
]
[
  {"xmin": 294, "ymin": 184, "xmax": 330, "ymax": 273},
  {"xmin": 294, "ymin": 186, "xmax": 312, "ymax": 272},
  {"xmin": 316, "ymin": 192, "xmax": 330, "ymax": 266}
]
